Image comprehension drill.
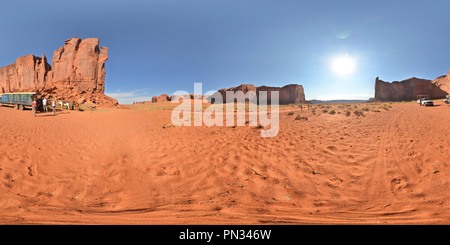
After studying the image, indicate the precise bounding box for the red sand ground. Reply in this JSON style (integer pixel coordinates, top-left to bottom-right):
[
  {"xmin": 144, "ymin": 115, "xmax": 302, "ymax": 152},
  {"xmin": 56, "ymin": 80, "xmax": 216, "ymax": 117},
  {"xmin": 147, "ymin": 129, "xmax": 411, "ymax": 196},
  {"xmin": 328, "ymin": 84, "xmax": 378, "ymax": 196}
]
[{"xmin": 0, "ymin": 101, "xmax": 449, "ymax": 224}]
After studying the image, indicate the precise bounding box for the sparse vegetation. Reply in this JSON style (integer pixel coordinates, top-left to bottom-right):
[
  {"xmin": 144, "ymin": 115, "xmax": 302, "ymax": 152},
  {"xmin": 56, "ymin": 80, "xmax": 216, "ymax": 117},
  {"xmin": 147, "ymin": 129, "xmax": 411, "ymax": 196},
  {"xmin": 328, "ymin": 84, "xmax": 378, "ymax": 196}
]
[
  {"xmin": 289, "ymin": 102, "xmax": 393, "ymax": 118},
  {"xmin": 353, "ymin": 110, "xmax": 364, "ymax": 117},
  {"xmin": 320, "ymin": 105, "xmax": 332, "ymax": 109},
  {"xmin": 294, "ymin": 115, "xmax": 308, "ymax": 121}
]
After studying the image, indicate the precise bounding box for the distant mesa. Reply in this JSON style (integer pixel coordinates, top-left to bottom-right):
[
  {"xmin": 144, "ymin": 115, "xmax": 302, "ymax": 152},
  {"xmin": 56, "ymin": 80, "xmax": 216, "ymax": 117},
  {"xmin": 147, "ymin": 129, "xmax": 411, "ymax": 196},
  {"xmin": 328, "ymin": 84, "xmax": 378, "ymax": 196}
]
[
  {"xmin": 375, "ymin": 71, "xmax": 450, "ymax": 101},
  {"xmin": 0, "ymin": 37, "xmax": 118, "ymax": 106},
  {"xmin": 144, "ymin": 84, "xmax": 306, "ymax": 105},
  {"xmin": 215, "ymin": 84, "xmax": 306, "ymax": 104}
]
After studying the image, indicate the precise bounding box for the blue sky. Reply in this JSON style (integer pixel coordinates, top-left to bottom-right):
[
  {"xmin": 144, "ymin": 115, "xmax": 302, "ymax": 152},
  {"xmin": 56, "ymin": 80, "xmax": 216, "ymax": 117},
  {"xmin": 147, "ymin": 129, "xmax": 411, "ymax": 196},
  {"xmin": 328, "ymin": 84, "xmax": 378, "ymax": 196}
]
[{"xmin": 1, "ymin": 0, "xmax": 450, "ymax": 104}]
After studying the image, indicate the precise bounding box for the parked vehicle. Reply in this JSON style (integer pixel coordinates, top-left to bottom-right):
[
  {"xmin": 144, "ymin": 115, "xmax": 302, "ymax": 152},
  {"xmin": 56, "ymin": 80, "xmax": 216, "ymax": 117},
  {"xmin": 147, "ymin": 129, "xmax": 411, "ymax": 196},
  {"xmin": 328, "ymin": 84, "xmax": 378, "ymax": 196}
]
[
  {"xmin": 420, "ymin": 98, "xmax": 434, "ymax": 106},
  {"xmin": 0, "ymin": 92, "xmax": 38, "ymax": 110},
  {"xmin": 444, "ymin": 97, "xmax": 450, "ymax": 104},
  {"xmin": 417, "ymin": 95, "xmax": 429, "ymax": 105}
]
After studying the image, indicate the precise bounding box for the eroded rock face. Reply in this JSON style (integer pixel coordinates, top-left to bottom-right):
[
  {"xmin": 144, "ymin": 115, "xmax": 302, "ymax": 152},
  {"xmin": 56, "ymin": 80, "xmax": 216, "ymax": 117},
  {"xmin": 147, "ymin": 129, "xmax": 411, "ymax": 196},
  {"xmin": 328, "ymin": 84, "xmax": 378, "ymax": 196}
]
[
  {"xmin": 257, "ymin": 84, "xmax": 306, "ymax": 104},
  {"xmin": 0, "ymin": 55, "xmax": 51, "ymax": 93},
  {"xmin": 374, "ymin": 77, "xmax": 448, "ymax": 101},
  {"xmin": 0, "ymin": 37, "xmax": 117, "ymax": 106},
  {"xmin": 431, "ymin": 70, "xmax": 450, "ymax": 95}
]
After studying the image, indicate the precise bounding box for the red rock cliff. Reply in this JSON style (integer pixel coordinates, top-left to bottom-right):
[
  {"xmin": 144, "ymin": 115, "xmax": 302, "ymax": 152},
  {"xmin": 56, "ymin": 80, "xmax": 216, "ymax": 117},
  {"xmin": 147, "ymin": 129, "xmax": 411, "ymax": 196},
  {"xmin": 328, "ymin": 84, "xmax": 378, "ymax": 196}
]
[
  {"xmin": 0, "ymin": 55, "xmax": 51, "ymax": 93},
  {"xmin": 431, "ymin": 70, "xmax": 450, "ymax": 95},
  {"xmin": 0, "ymin": 37, "xmax": 117, "ymax": 106},
  {"xmin": 374, "ymin": 76, "xmax": 448, "ymax": 101}
]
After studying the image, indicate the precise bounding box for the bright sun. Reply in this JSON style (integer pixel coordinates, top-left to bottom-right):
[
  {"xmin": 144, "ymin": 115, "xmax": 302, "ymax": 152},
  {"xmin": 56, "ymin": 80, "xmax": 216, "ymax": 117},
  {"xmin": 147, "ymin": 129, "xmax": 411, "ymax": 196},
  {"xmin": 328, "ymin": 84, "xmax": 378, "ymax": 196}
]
[{"xmin": 331, "ymin": 55, "xmax": 356, "ymax": 75}]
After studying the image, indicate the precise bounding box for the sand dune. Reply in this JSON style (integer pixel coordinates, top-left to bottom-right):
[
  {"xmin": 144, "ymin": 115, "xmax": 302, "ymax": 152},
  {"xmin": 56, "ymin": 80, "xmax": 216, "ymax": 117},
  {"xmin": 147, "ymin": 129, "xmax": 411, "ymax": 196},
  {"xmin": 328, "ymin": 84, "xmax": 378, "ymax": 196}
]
[{"xmin": 1, "ymin": 101, "xmax": 449, "ymax": 224}]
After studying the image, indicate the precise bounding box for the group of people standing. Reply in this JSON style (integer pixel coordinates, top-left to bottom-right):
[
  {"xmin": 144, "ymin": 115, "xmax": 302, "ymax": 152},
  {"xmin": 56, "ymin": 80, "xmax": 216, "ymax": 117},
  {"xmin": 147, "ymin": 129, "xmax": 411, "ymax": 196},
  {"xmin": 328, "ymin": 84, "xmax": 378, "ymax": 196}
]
[{"xmin": 31, "ymin": 97, "xmax": 58, "ymax": 117}]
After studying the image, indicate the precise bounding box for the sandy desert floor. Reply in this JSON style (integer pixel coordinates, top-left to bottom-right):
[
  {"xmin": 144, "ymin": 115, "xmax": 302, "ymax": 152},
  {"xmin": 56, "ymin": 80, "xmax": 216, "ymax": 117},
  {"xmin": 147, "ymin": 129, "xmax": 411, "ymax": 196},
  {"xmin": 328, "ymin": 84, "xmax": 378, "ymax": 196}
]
[{"xmin": 0, "ymin": 101, "xmax": 449, "ymax": 224}]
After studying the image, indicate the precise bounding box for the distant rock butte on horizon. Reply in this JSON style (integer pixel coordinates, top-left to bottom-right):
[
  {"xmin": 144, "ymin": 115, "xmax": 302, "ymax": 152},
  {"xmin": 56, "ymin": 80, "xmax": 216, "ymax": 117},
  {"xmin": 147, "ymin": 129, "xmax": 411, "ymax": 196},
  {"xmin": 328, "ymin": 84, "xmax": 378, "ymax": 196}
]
[
  {"xmin": 216, "ymin": 84, "xmax": 306, "ymax": 104},
  {"xmin": 0, "ymin": 37, "xmax": 118, "ymax": 106},
  {"xmin": 375, "ymin": 71, "xmax": 450, "ymax": 101},
  {"xmin": 146, "ymin": 84, "xmax": 306, "ymax": 105}
]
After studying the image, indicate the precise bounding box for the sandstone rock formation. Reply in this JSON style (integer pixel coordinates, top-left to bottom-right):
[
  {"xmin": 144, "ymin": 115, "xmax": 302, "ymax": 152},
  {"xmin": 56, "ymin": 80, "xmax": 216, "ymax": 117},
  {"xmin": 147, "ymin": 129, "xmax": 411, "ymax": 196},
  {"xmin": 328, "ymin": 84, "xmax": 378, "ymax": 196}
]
[
  {"xmin": 151, "ymin": 94, "xmax": 170, "ymax": 103},
  {"xmin": 374, "ymin": 76, "xmax": 448, "ymax": 101},
  {"xmin": 431, "ymin": 70, "xmax": 450, "ymax": 95},
  {"xmin": 0, "ymin": 55, "xmax": 51, "ymax": 93},
  {"xmin": 148, "ymin": 94, "xmax": 204, "ymax": 103},
  {"xmin": 146, "ymin": 83, "xmax": 306, "ymax": 104},
  {"xmin": 0, "ymin": 37, "xmax": 117, "ymax": 106},
  {"xmin": 215, "ymin": 84, "xmax": 306, "ymax": 104},
  {"xmin": 257, "ymin": 84, "xmax": 306, "ymax": 104}
]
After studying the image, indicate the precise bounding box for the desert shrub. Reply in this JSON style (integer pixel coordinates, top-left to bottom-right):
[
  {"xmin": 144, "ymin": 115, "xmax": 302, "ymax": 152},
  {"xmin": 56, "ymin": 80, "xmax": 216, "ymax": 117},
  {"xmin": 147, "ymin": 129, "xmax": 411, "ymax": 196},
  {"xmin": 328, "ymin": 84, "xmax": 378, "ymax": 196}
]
[
  {"xmin": 295, "ymin": 115, "xmax": 309, "ymax": 121},
  {"xmin": 372, "ymin": 109, "xmax": 381, "ymax": 113},
  {"xmin": 345, "ymin": 111, "xmax": 351, "ymax": 117},
  {"xmin": 322, "ymin": 109, "xmax": 328, "ymax": 113},
  {"xmin": 353, "ymin": 110, "xmax": 364, "ymax": 117},
  {"xmin": 362, "ymin": 107, "xmax": 370, "ymax": 111},
  {"xmin": 287, "ymin": 111, "xmax": 294, "ymax": 115},
  {"xmin": 329, "ymin": 110, "xmax": 336, "ymax": 115}
]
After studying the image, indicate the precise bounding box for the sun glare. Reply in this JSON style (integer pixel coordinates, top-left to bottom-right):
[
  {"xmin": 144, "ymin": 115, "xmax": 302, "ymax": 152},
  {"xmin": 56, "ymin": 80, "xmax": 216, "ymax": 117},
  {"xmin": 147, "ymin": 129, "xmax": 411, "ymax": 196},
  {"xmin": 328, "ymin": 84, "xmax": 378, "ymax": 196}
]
[{"xmin": 331, "ymin": 55, "xmax": 356, "ymax": 75}]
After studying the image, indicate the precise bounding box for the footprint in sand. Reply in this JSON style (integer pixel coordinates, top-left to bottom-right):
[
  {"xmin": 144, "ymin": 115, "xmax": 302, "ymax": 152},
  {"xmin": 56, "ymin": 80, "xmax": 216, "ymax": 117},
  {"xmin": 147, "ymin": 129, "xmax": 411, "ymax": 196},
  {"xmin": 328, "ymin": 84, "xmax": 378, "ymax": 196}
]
[
  {"xmin": 326, "ymin": 145, "xmax": 337, "ymax": 151},
  {"xmin": 390, "ymin": 177, "xmax": 409, "ymax": 193},
  {"xmin": 3, "ymin": 172, "xmax": 14, "ymax": 188},
  {"xmin": 27, "ymin": 166, "xmax": 34, "ymax": 176}
]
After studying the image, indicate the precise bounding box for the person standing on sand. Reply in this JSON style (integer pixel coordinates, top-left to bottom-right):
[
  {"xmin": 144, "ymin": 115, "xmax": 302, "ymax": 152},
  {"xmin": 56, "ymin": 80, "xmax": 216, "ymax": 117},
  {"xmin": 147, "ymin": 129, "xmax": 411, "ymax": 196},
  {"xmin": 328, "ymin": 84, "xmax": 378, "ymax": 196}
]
[
  {"xmin": 52, "ymin": 99, "xmax": 56, "ymax": 115},
  {"xmin": 42, "ymin": 97, "xmax": 47, "ymax": 112},
  {"xmin": 31, "ymin": 99, "xmax": 37, "ymax": 117}
]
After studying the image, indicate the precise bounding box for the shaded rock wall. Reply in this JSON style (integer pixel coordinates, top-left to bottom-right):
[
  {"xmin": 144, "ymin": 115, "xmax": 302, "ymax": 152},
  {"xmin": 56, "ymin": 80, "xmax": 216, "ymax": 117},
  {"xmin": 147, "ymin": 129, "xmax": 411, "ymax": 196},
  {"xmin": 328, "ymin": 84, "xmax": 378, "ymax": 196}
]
[{"xmin": 374, "ymin": 77, "xmax": 448, "ymax": 101}]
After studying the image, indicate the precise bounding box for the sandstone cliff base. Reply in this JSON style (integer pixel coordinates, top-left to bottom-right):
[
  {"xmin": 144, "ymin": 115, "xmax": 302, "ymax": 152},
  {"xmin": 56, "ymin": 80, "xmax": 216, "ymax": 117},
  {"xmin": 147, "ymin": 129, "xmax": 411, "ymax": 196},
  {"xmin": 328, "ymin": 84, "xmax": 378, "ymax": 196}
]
[{"xmin": 1, "ymin": 101, "xmax": 450, "ymax": 224}]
